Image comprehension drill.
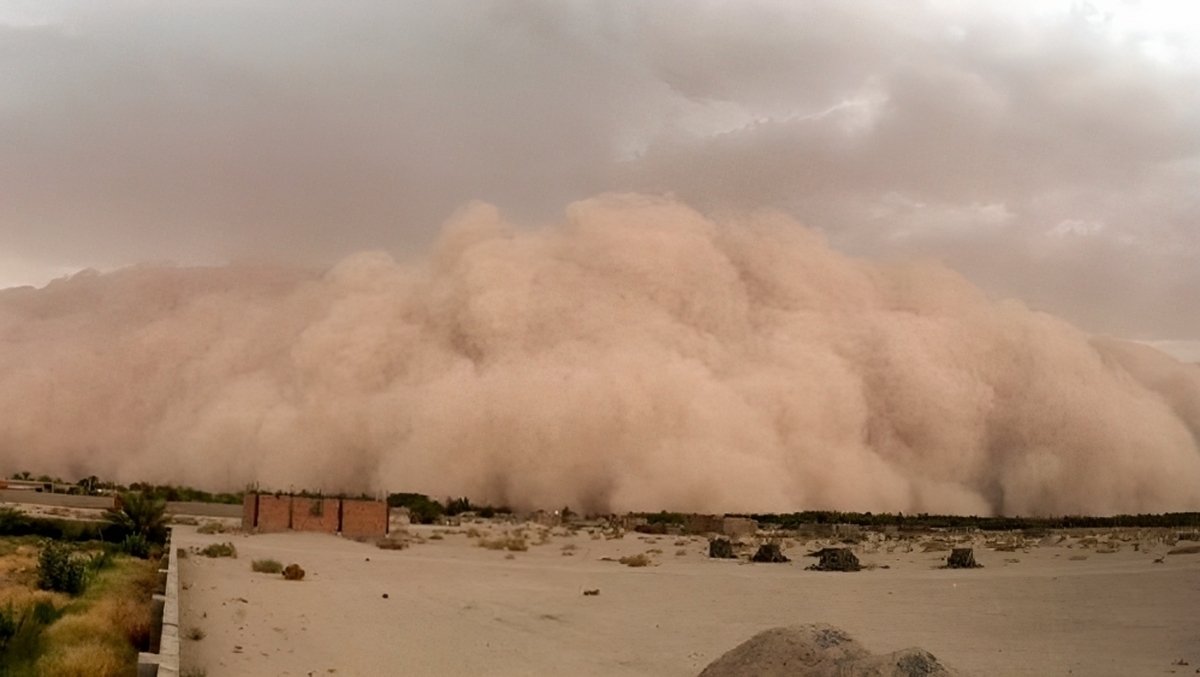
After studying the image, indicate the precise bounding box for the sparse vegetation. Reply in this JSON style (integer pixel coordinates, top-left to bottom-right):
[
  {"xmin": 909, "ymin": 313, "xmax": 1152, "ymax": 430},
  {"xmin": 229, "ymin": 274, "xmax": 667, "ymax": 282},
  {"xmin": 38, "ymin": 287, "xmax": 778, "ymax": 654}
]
[
  {"xmin": 196, "ymin": 522, "xmax": 226, "ymax": 535},
  {"xmin": 375, "ymin": 538, "xmax": 409, "ymax": 550},
  {"xmin": 1, "ymin": 536, "xmax": 158, "ymax": 676},
  {"xmin": 282, "ymin": 563, "xmax": 305, "ymax": 580},
  {"xmin": 198, "ymin": 542, "xmax": 237, "ymax": 558},
  {"xmin": 103, "ymin": 492, "xmax": 169, "ymax": 546},
  {"xmin": 479, "ymin": 534, "xmax": 528, "ymax": 552},
  {"xmin": 618, "ymin": 553, "xmax": 652, "ymax": 567},
  {"xmin": 37, "ymin": 541, "xmax": 89, "ymax": 595},
  {"xmin": 251, "ymin": 558, "xmax": 283, "ymax": 574}
]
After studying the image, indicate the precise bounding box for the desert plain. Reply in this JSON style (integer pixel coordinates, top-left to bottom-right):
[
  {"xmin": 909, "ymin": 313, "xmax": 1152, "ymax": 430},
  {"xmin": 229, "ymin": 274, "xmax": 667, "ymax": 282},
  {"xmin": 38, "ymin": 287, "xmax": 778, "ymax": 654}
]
[{"xmin": 174, "ymin": 520, "xmax": 1200, "ymax": 677}]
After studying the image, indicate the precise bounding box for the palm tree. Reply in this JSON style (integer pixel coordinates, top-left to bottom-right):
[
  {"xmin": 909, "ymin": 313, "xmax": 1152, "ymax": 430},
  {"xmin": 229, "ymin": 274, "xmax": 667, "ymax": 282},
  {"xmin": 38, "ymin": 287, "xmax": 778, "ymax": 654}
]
[{"xmin": 104, "ymin": 492, "xmax": 169, "ymax": 544}]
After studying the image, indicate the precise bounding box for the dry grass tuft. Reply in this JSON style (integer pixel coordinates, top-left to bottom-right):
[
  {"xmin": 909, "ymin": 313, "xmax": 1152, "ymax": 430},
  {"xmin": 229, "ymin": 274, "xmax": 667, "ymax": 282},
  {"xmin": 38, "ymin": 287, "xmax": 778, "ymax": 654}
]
[
  {"xmin": 198, "ymin": 542, "xmax": 237, "ymax": 558},
  {"xmin": 282, "ymin": 564, "xmax": 305, "ymax": 581},
  {"xmin": 375, "ymin": 538, "xmax": 409, "ymax": 550},
  {"xmin": 99, "ymin": 597, "xmax": 151, "ymax": 649},
  {"xmin": 196, "ymin": 522, "xmax": 226, "ymax": 534},
  {"xmin": 618, "ymin": 554, "xmax": 652, "ymax": 567},
  {"xmin": 251, "ymin": 559, "xmax": 283, "ymax": 574},
  {"xmin": 35, "ymin": 642, "xmax": 127, "ymax": 677}
]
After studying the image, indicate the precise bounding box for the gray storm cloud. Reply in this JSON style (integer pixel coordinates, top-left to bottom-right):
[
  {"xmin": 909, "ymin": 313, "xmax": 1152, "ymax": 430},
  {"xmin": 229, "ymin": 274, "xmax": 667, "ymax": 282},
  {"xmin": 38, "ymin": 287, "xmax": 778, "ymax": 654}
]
[
  {"xmin": 2, "ymin": 195, "xmax": 1198, "ymax": 516},
  {"xmin": 3, "ymin": 1, "xmax": 1200, "ymax": 344}
]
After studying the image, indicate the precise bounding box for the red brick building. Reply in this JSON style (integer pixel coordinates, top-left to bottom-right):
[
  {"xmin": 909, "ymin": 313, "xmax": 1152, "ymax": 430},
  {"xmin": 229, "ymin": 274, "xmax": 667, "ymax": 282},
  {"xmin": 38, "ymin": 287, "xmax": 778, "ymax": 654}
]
[{"xmin": 241, "ymin": 493, "xmax": 387, "ymax": 537}]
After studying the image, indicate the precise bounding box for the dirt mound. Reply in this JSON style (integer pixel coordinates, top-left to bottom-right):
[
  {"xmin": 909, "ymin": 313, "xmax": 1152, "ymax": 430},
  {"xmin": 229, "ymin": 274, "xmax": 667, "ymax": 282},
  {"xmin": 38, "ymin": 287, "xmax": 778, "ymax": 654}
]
[{"xmin": 698, "ymin": 624, "xmax": 962, "ymax": 677}]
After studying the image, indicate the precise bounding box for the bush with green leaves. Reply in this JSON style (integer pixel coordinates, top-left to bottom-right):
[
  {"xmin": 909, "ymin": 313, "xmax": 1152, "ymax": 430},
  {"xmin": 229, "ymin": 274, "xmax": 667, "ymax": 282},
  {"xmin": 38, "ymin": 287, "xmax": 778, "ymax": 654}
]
[
  {"xmin": 37, "ymin": 541, "xmax": 88, "ymax": 595},
  {"xmin": 121, "ymin": 533, "xmax": 151, "ymax": 559},
  {"xmin": 104, "ymin": 491, "xmax": 169, "ymax": 544}
]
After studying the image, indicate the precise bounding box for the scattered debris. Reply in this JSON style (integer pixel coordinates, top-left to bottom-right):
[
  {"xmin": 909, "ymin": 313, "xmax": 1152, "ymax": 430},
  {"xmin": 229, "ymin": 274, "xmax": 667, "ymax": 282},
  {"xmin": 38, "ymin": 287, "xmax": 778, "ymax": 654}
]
[{"xmin": 583, "ymin": 589, "xmax": 600, "ymax": 596}]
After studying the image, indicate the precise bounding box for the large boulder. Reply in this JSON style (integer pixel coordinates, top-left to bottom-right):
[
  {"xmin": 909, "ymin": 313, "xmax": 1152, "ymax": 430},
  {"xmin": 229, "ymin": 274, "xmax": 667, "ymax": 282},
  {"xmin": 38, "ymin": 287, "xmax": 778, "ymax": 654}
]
[
  {"xmin": 709, "ymin": 538, "xmax": 737, "ymax": 559},
  {"xmin": 806, "ymin": 548, "xmax": 860, "ymax": 572},
  {"xmin": 698, "ymin": 624, "xmax": 962, "ymax": 677},
  {"xmin": 752, "ymin": 543, "xmax": 790, "ymax": 563}
]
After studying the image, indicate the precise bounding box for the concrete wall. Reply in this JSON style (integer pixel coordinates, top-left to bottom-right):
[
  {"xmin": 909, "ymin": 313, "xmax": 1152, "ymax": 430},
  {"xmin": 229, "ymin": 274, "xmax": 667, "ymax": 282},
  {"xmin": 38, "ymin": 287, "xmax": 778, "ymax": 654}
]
[
  {"xmin": 0, "ymin": 490, "xmax": 114, "ymax": 509},
  {"xmin": 290, "ymin": 497, "xmax": 339, "ymax": 534},
  {"xmin": 164, "ymin": 501, "xmax": 242, "ymax": 518},
  {"xmin": 722, "ymin": 517, "xmax": 758, "ymax": 538},
  {"xmin": 138, "ymin": 530, "xmax": 179, "ymax": 677},
  {"xmin": 341, "ymin": 499, "xmax": 388, "ymax": 538},
  {"xmin": 255, "ymin": 495, "xmax": 293, "ymax": 532}
]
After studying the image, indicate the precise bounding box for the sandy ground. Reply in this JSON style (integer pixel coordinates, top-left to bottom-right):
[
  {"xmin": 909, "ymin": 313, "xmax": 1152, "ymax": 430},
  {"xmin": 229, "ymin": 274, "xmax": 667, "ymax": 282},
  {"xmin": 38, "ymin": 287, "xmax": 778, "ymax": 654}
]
[{"xmin": 176, "ymin": 524, "xmax": 1200, "ymax": 677}]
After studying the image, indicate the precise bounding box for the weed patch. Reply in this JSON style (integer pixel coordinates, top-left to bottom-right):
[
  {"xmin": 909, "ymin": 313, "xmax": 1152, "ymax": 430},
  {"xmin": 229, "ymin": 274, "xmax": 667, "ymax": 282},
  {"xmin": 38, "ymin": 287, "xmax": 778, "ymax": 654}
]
[
  {"xmin": 251, "ymin": 559, "xmax": 283, "ymax": 574},
  {"xmin": 198, "ymin": 542, "xmax": 237, "ymax": 558}
]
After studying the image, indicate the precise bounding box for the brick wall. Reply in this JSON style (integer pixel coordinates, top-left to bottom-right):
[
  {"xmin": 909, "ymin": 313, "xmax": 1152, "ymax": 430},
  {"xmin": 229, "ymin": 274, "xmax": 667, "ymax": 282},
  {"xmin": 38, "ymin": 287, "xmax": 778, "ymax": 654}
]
[
  {"xmin": 290, "ymin": 497, "xmax": 339, "ymax": 534},
  {"xmin": 341, "ymin": 499, "xmax": 388, "ymax": 538},
  {"xmin": 242, "ymin": 493, "xmax": 388, "ymax": 536},
  {"xmin": 255, "ymin": 495, "xmax": 292, "ymax": 532},
  {"xmin": 241, "ymin": 494, "xmax": 258, "ymax": 531}
]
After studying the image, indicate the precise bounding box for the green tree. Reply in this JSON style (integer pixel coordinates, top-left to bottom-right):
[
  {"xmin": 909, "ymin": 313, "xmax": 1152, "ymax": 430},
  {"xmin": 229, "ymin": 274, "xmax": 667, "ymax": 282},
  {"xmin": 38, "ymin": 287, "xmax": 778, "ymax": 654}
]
[{"xmin": 104, "ymin": 492, "xmax": 169, "ymax": 544}]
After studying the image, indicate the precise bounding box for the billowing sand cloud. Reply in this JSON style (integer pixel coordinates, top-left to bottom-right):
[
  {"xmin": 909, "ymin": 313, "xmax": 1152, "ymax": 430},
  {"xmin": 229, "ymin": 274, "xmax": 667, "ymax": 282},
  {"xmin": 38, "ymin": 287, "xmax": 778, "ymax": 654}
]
[{"xmin": 2, "ymin": 195, "xmax": 1198, "ymax": 515}]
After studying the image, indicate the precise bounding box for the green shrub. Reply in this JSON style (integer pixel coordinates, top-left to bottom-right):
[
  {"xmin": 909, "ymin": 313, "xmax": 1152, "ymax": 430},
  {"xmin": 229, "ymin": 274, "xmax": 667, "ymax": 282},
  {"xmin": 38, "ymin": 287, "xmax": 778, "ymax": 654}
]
[
  {"xmin": 104, "ymin": 492, "xmax": 169, "ymax": 544},
  {"xmin": 121, "ymin": 533, "xmax": 151, "ymax": 559},
  {"xmin": 251, "ymin": 558, "xmax": 283, "ymax": 573},
  {"xmin": 386, "ymin": 493, "xmax": 444, "ymax": 524},
  {"xmin": 0, "ymin": 603, "xmax": 17, "ymax": 650},
  {"xmin": 37, "ymin": 541, "xmax": 88, "ymax": 595}
]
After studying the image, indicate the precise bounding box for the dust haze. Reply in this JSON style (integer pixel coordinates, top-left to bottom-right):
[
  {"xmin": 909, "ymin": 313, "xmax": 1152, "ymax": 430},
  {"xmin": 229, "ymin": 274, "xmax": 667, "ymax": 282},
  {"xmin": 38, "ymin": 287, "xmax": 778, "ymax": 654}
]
[{"xmin": 2, "ymin": 195, "xmax": 1197, "ymax": 516}]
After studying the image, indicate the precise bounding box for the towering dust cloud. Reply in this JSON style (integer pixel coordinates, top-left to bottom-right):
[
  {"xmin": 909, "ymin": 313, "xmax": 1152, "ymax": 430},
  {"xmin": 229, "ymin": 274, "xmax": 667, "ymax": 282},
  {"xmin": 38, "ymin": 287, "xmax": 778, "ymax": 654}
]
[{"xmin": 2, "ymin": 195, "xmax": 1198, "ymax": 516}]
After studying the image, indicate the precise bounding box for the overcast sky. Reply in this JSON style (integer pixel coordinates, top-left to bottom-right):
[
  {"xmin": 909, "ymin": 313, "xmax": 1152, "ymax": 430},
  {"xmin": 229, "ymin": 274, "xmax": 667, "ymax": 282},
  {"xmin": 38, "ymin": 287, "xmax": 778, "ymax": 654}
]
[{"xmin": 2, "ymin": 0, "xmax": 1198, "ymax": 350}]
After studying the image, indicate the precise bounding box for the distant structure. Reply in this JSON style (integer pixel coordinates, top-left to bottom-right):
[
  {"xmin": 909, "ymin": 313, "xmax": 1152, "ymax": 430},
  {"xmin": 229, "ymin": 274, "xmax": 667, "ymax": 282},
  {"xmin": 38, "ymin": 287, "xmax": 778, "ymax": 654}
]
[
  {"xmin": 685, "ymin": 515, "xmax": 759, "ymax": 538},
  {"xmin": 241, "ymin": 493, "xmax": 388, "ymax": 538}
]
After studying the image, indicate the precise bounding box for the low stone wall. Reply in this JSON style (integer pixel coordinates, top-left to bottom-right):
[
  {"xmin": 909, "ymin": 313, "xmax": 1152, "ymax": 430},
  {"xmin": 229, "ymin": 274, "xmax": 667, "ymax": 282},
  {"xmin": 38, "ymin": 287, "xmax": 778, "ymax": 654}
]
[{"xmin": 138, "ymin": 530, "xmax": 179, "ymax": 677}]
